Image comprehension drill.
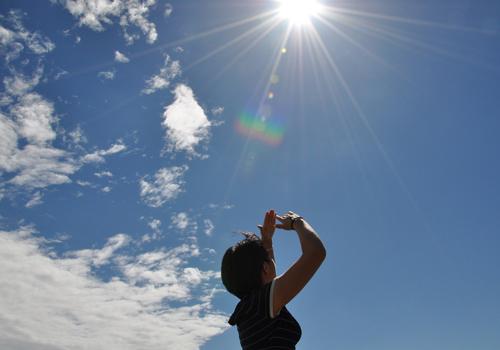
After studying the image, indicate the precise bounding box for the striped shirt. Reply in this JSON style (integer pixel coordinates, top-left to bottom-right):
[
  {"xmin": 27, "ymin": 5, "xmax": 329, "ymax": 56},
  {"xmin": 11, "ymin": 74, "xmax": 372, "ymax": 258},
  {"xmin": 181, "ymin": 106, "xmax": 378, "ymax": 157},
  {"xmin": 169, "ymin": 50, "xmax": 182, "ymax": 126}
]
[{"xmin": 228, "ymin": 279, "xmax": 302, "ymax": 349}]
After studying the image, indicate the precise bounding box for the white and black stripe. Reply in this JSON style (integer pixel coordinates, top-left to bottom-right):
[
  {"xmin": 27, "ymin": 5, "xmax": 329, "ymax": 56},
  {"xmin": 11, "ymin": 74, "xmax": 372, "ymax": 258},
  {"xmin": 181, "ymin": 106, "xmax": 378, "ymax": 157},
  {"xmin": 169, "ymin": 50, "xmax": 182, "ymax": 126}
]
[{"xmin": 228, "ymin": 279, "xmax": 302, "ymax": 350}]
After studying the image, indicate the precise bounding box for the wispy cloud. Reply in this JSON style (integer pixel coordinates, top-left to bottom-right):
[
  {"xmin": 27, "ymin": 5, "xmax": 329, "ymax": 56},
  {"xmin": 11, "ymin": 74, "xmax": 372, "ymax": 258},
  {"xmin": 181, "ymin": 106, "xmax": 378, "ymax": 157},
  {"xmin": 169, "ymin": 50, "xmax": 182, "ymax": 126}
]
[
  {"xmin": 142, "ymin": 55, "xmax": 181, "ymax": 95},
  {"xmin": 97, "ymin": 69, "xmax": 116, "ymax": 80},
  {"xmin": 0, "ymin": 227, "xmax": 227, "ymax": 350},
  {"xmin": 0, "ymin": 88, "xmax": 79, "ymax": 189},
  {"xmin": 25, "ymin": 191, "xmax": 43, "ymax": 208},
  {"xmin": 94, "ymin": 171, "xmax": 113, "ymax": 178},
  {"xmin": 142, "ymin": 218, "xmax": 162, "ymax": 242},
  {"xmin": 140, "ymin": 166, "xmax": 188, "ymax": 208},
  {"xmin": 65, "ymin": 124, "xmax": 88, "ymax": 149},
  {"xmin": 162, "ymin": 84, "xmax": 211, "ymax": 158},
  {"xmin": 81, "ymin": 142, "xmax": 127, "ymax": 164},
  {"xmin": 165, "ymin": 3, "xmax": 173, "ymax": 18},
  {"xmin": 114, "ymin": 50, "xmax": 129, "ymax": 63},
  {"xmin": 101, "ymin": 186, "xmax": 111, "ymax": 192},
  {"xmin": 53, "ymin": 0, "xmax": 158, "ymax": 44},
  {"xmin": 203, "ymin": 219, "xmax": 215, "ymax": 236},
  {"xmin": 3, "ymin": 66, "xmax": 43, "ymax": 96},
  {"xmin": 171, "ymin": 212, "xmax": 198, "ymax": 234},
  {"xmin": 0, "ymin": 10, "xmax": 55, "ymax": 61}
]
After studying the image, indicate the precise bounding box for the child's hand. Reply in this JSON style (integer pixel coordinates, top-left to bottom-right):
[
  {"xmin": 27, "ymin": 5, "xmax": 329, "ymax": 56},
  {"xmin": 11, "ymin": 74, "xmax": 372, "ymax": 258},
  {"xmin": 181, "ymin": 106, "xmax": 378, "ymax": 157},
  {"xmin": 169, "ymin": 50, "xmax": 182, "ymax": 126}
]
[{"xmin": 257, "ymin": 209, "xmax": 276, "ymax": 241}]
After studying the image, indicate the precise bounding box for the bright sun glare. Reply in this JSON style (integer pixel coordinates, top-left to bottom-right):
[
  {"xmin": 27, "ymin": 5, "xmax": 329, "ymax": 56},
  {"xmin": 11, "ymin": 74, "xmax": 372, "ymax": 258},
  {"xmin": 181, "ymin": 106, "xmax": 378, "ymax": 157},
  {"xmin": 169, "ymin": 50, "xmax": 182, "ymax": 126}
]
[{"xmin": 278, "ymin": 0, "xmax": 321, "ymax": 25}]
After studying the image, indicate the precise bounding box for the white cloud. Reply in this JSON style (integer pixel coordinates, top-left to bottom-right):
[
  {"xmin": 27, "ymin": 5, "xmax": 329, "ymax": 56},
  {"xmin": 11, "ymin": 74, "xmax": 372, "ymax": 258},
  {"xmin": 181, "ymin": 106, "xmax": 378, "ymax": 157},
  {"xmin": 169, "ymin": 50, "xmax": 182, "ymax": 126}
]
[
  {"xmin": 162, "ymin": 84, "xmax": 211, "ymax": 158},
  {"xmin": 114, "ymin": 50, "xmax": 130, "ymax": 63},
  {"xmin": 0, "ymin": 25, "xmax": 14, "ymax": 46},
  {"xmin": 67, "ymin": 124, "xmax": 88, "ymax": 148},
  {"xmin": 142, "ymin": 219, "xmax": 162, "ymax": 242},
  {"xmin": 25, "ymin": 191, "xmax": 43, "ymax": 208},
  {"xmin": 208, "ymin": 203, "xmax": 234, "ymax": 210},
  {"xmin": 203, "ymin": 219, "xmax": 215, "ymax": 236},
  {"xmin": 101, "ymin": 186, "xmax": 111, "ymax": 192},
  {"xmin": 148, "ymin": 218, "xmax": 161, "ymax": 232},
  {"xmin": 94, "ymin": 171, "xmax": 113, "ymax": 178},
  {"xmin": 67, "ymin": 233, "xmax": 130, "ymax": 267},
  {"xmin": 0, "ymin": 89, "xmax": 79, "ymax": 189},
  {"xmin": 53, "ymin": 0, "xmax": 158, "ymax": 44},
  {"xmin": 139, "ymin": 166, "xmax": 188, "ymax": 207},
  {"xmin": 165, "ymin": 3, "xmax": 173, "ymax": 17},
  {"xmin": 142, "ymin": 55, "xmax": 181, "ymax": 95},
  {"xmin": 81, "ymin": 142, "xmax": 127, "ymax": 163},
  {"xmin": 0, "ymin": 227, "xmax": 228, "ymax": 350},
  {"xmin": 211, "ymin": 106, "xmax": 224, "ymax": 116},
  {"xmin": 3, "ymin": 66, "xmax": 44, "ymax": 96},
  {"xmin": 170, "ymin": 212, "xmax": 198, "ymax": 235},
  {"xmin": 0, "ymin": 11, "xmax": 55, "ymax": 61},
  {"xmin": 54, "ymin": 69, "xmax": 69, "ymax": 80},
  {"xmin": 97, "ymin": 69, "xmax": 116, "ymax": 80},
  {"xmin": 11, "ymin": 92, "xmax": 57, "ymax": 144}
]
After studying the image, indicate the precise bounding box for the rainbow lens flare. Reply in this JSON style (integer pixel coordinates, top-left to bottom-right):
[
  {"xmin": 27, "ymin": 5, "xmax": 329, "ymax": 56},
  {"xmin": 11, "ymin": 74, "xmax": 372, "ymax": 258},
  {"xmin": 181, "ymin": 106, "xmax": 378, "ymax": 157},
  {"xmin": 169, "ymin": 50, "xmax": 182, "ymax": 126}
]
[{"xmin": 235, "ymin": 113, "xmax": 285, "ymax": 146}]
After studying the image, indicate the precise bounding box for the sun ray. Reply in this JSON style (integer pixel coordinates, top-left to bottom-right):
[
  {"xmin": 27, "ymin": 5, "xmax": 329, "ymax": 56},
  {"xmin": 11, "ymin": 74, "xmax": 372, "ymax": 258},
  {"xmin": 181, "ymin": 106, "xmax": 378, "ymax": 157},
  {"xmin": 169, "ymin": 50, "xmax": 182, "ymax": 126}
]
[
  {"xmin": 315, "ymin": 16, "xmax": 409, "ymax": 81},
  {"xmin": 308, "ymin": 25, "xmax": 424, "ymax": 218},
  {"xmin": 303, "ymin": 28, "xmax": 377, "ymax": 206},
  {"xmin": 211, "ymin": 20, "xmax": 283, "ymax": 82},
  {"xmin": 340, "ymin": 15, "xmax": 500, "ymax": 72},
  {"xmin": 325, "ymin": 6, "xmax": 498, "ymax": 35},
  {"xmin": 183, "ymin": 16, "xmax": 280, "ymax": 72}
]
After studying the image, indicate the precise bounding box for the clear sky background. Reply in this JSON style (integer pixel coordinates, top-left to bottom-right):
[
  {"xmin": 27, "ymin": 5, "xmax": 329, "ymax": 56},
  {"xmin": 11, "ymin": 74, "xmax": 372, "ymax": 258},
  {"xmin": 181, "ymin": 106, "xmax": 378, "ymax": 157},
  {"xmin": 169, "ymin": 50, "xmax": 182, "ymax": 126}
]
[{"xmin": 1, "ymin": 1, "xmax": 499, "ymax": 349}]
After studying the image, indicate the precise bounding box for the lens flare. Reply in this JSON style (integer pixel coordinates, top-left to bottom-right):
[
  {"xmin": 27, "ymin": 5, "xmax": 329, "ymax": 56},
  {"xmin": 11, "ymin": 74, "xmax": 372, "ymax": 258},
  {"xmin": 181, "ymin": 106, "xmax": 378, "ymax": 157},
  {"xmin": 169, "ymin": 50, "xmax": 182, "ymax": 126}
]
[{"xmin": 235, "ymin": 113, "xmax": 285, "ymax": 145}]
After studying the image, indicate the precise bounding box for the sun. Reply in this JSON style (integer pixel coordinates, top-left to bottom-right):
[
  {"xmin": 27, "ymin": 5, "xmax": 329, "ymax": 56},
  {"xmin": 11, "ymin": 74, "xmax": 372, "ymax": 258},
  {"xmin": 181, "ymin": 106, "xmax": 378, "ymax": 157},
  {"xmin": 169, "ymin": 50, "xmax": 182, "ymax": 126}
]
[{"xmin": 278, "ymin": 0, "xmax": 321, "ymax": 26}]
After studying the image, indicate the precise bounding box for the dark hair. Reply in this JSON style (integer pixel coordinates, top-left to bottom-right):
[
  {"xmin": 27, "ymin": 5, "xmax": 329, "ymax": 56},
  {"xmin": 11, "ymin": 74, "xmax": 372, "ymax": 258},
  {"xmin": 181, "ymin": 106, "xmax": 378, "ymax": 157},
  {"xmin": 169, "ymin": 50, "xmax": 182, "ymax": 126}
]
[{"xmin": 221, "ymin": 233, "xmax": 271, "ymax": 299}]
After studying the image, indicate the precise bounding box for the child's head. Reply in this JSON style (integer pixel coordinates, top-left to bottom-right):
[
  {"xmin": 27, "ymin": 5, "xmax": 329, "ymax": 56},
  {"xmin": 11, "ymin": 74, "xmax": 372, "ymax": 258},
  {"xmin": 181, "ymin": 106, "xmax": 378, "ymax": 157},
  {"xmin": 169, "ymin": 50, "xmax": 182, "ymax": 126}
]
[{"xmin": 221, "ymin": 233, "xmax": 272, "ymax": 298}]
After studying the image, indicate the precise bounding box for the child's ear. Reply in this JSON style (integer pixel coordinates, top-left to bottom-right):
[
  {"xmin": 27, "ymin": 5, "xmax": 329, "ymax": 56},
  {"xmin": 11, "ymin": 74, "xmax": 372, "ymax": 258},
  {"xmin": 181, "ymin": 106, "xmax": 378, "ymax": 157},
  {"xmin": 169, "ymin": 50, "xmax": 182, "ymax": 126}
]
[{"xmin": 261, "ymin": 261, "xmax": 269, "ymax": 275}]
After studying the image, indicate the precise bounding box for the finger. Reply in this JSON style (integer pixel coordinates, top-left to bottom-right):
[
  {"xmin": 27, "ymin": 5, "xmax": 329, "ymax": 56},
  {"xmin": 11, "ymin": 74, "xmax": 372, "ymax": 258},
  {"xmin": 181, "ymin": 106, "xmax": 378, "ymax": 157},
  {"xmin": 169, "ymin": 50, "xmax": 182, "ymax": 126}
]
[
  {"xmin": 276, "ymin": 215, "xmax": 285, "ymax": 222},
  {"xmin": 265, "ymin": 210, "xmax": 272, "ymax": 227},
  {"xmin": 257, "ymin": 225, "xmax": 263, "ymax": 232},
  {"xmin": 276, "ymin": 223, "xmax": 286, "ymax": 229},
  {"xmin": 263, "ymin": 210, "xmax": 270, "ymax": 224}
]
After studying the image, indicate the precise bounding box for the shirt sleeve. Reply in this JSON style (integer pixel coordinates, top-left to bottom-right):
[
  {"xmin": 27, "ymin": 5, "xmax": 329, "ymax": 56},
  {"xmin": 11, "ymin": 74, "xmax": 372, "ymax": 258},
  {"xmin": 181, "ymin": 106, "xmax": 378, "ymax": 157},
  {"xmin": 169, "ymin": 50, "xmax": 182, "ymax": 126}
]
[{"xmin": 228, "ymin": 280, "xmax": 279, "ymax": 325}]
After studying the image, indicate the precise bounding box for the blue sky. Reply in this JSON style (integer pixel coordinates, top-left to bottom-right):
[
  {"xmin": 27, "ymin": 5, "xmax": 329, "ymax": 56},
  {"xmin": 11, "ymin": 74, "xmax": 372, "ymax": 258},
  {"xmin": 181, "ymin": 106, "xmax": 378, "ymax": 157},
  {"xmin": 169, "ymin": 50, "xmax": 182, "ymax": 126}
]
[{"xmin": 1, "ymin": 0, "xmax": 499, "ymax": 349}]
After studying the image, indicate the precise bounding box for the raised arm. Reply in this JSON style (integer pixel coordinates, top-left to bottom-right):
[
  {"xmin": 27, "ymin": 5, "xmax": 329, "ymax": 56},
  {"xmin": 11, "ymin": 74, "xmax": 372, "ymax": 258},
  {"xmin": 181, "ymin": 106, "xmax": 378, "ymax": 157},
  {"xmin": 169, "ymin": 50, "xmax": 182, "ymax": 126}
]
[{"xmin": 272, "ymin": 211, "xmax": 326, "ymax": 316}]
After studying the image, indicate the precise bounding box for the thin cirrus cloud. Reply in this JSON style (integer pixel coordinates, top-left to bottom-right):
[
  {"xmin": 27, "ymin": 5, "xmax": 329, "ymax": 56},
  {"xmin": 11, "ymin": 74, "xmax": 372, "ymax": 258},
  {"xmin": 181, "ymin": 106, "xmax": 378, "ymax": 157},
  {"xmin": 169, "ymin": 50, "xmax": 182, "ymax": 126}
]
[
  {"xmin": 0, "ymin": 227, "xmax": 228, "ymax": 350},
  {"xmin": 162, "ymin": 84, "xmax": 212, "ymax": 158},
  {"xmin": 25, "ymin": 191, "xmax": 43, "ymax": 208},
  {"xmin": 80, "ymin": 142, "xmax": 127, "ymax": 164},
  {"xmin": 142, "ymin": 54, "xmax": 181, "ymax": 95},
  {"xmin": 139, "ymin": 165, "xmax": 188, "ymax": 208},
  {"xmin": 52, "ymin": 0, "xmax": 158, "ymax": 44}
]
